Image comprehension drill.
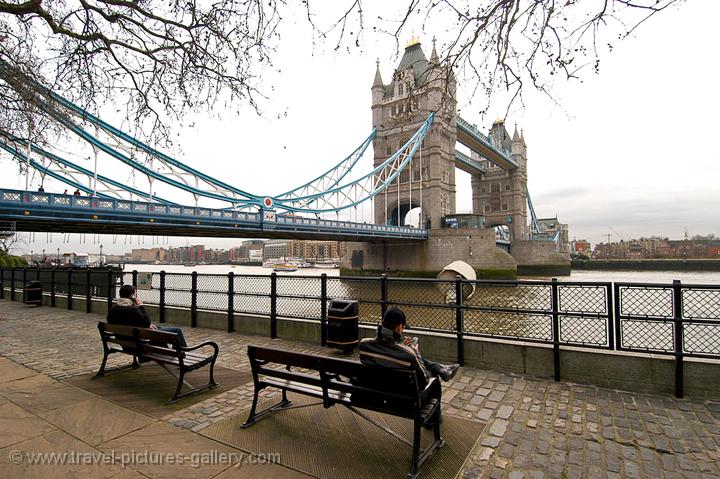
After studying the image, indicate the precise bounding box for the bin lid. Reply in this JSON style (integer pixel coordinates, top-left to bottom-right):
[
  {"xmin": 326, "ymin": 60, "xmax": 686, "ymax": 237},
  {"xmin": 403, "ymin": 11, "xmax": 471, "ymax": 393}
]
[{"xmin": 328, "ymin": 298, "xmax": 359, "ymax": 314}]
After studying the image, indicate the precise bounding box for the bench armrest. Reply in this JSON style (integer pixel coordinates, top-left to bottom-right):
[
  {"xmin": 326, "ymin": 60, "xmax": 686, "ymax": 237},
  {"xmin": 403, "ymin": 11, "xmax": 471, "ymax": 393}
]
[
  {"xmin": 182, "ymin": 341, "xmax": 219, "ymax": 358},
  {"xmin": 418, "ymin": 377, "xmax": 440, "ymax": 402}
]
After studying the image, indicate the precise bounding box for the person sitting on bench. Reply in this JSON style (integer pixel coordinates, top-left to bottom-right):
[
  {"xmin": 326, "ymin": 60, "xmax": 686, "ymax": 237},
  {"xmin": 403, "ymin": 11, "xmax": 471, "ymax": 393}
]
[
  {"xmin": 359, "ymin": 307, "xmax": 460, "ymax": 384},
  {"xmin": 107, "ymin": 284, "xmax": 187, "ymax": 347}
]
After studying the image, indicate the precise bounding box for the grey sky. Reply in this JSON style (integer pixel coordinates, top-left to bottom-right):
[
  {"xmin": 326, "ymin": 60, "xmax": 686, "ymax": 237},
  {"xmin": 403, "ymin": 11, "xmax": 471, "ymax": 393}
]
[{"xmin": 2, "ymin": 1, "xmax": 718, "ymax": 256}]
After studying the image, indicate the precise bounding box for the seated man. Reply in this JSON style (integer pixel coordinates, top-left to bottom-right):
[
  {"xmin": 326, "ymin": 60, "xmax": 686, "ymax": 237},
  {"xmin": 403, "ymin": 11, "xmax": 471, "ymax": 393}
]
[
  {"xmin": 107, "ymin": 285, "xmax": 187, "ymax": 347},
  {"xmin": 359, "ymin": 307, "xmax": 459, "ymax": 385}
]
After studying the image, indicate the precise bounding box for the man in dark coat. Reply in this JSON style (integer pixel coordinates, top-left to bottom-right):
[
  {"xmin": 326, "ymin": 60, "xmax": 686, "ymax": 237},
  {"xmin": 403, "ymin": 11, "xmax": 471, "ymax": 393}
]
[
  {"xmin": 107, "ymin": 284, "xmax": 187, "ymax": 347},
  {"xmin": 359, "ymin": 307, "xmax": 459, "ymax": 384}
]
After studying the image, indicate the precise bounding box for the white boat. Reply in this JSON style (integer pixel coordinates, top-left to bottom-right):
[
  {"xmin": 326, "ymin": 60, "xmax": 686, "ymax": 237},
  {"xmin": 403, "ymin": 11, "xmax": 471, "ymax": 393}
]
[{"xmin": 273, "ymin": 263, "xmax": 298, "ymax": 272}]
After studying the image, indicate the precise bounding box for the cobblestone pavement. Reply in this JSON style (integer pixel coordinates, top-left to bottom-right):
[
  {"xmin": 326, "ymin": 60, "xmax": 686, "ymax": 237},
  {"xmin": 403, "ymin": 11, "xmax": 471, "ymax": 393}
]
[{"xmin": 1, "ymin": 299, "xmax": 719, "ymax": 478}]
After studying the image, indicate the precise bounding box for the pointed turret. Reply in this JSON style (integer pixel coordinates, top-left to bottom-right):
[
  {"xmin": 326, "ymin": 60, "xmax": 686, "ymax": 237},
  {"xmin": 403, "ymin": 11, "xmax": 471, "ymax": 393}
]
[
  {"xmin": 430, "ymin": 36, "xmax": 439, "ymax": 64},
  {"xmin": 372, "ymin": 59, "xmax": 384, "ymax": 89},
  {"xmin": 371, "ymin": 59, "xmax": 385, "ymax": 107},
  {"xmin": 511, "ymin": 123, "xmax": 522, "ymax": 155}
]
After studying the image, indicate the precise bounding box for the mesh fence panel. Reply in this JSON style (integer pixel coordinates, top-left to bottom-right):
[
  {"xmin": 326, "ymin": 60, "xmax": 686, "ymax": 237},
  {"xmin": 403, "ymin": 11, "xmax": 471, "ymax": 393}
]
[
  {"xmin": 233, "ymin": 275, "xmax": 271, "ymax": 316},
  {"xmin": 388, "ymin": 304, "xmax": 454, "ymax": 331},
  {"xmin": 620, "ymin": 319, "xmax": 673, "ymax": 352},
  {"xmin": 328, "ymin": 277, "xmax": 381, "ymax": 323},
  {"xmin": 276, "ymin": 276, "xmax": 321, "ymax": 320},
  {"xmin": 164, "ymin": 273, "xmax": 191, "ymax": 308},
  {"xmin": 619, "ymin": 286, "xmax": 673, "ymax": 318},
  {"xmin": 559, "ymin": 285, "xmax": 608, "ymax": 314},
  {"xmin": 466, "ymin": 283, "xmax": 552, "ymax": 311},
  {"xmin": 327, "ymin": 277, "xmax": 380, "ymax": 302},
  {"xmin": 684, "ymin": 322, "xmax": 720, "ymax": 355},
  {"xmin": 683, "ymin": 288, "xmax": 720, "ymax": 319},
  {"xmin": 560, "ymin": 316, "xmax": 609, "ymax": 347},
  {"xmin": 196, "ymin": 275, "xmax": 229, "ymax": 311},
  {"xmin": 464, "ymin": 310, "xmax": 552, "ymax": 341}
]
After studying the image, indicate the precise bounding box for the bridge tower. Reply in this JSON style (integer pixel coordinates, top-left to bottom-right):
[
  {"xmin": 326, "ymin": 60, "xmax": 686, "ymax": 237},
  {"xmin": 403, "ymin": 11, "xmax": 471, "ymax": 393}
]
[
  {"xmin": 470, "ymin": 122, "xmax": 528, "ymax": 241},
  {"xmin": 371, "ymin": 38, "xmax": 457, "ymax": 229}
]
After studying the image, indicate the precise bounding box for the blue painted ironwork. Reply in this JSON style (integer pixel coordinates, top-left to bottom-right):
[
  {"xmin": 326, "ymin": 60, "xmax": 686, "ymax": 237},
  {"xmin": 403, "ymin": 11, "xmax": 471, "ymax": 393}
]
[
  {"xmin": 274, "ymin": 113, "xmax": 434, "ymax": 214},
  {"xmin": 526, "ymin": 187, "xmax": 541, "ymax": 235},
  {"xmin": 0, "ymin": 139, "xmax": 177, "ymax": 205}
]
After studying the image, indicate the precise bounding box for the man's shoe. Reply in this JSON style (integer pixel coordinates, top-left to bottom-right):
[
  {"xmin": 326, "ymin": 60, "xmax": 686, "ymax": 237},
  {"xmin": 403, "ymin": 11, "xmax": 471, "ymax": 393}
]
[{"xmin": 439, "ymin": 363, "xmax": 460, "ymax": 382}]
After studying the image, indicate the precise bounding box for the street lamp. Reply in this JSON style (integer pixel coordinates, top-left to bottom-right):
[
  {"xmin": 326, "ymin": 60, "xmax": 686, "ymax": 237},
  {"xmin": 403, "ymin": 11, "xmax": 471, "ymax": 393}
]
[
  {"xmin": 99, "ymin": 245, "xmax": 103, "ymax": 266},
  {"xmin": 57, "ymin": 248, "xmax": 60, "ymax": 264}
]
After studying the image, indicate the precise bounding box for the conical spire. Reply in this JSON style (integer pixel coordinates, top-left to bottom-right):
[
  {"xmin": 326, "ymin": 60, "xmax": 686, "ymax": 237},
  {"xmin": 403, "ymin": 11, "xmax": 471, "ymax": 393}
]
[
  {"xmin": 372, "ymin": 59, "xmax": 384, "ymax": 88},
  {"xmin": 430, "ymin": 36, "xmax": 439, "ymax": 64},
  {"xmin": 520, "ymin": 128, "xmax": 527, "ymax": 146},
  {"xmin": 512, "ymin": 123, "xmax": 520, "ymax": 142}
]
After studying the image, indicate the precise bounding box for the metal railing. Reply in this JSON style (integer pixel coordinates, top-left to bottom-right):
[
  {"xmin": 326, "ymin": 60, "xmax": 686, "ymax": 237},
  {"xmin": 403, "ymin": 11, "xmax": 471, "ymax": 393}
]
[{"xmin": 1, "ymin": 267, "xmax": 718, "ymax": 397}]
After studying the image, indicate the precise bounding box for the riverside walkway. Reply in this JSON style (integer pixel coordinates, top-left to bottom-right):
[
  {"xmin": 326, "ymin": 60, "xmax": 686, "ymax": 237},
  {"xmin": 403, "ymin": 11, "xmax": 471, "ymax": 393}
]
[{"xmin": 0, "ymin": 300, "xmax": 719, "ymax": 478}]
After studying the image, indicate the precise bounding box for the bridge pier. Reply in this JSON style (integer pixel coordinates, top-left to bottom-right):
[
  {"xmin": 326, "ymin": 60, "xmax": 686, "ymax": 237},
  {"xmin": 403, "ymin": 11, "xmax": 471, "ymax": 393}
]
[
  {"xmin": 510, "ymin": 240, "xmax": 571, "ymax": 276},
  {"xmin": 341, "ymin": 228, "xmax": 517, "ymax": 278}
]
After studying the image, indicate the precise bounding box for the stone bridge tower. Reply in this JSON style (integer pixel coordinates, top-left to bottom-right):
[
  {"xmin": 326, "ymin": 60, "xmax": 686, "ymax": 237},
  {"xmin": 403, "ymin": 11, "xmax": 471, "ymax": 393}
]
[
  {"xmin": 371, "ymin": 39, "xmax": 457, "ymax": 229},
  {"xmin": 470, "ymin": 122, "xmax": 528, "ymax": 241}
]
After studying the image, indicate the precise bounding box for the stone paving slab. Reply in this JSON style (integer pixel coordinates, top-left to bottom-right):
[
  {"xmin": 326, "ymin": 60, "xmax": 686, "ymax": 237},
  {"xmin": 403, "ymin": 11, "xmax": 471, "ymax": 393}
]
[{"xmin": 1, "ymin": 299, "xmax": 720, "ymax": 478}]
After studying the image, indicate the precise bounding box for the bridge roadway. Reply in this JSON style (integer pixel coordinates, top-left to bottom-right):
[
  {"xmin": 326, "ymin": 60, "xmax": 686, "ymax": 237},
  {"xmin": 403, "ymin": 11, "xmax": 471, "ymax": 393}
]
[
  {"xmin": 0, "ymin": 188, "xmax": 428, "ymax": 242},
  {"xmin": 456, "ymin": 116, "xmax": 518, "ymax": 170}
]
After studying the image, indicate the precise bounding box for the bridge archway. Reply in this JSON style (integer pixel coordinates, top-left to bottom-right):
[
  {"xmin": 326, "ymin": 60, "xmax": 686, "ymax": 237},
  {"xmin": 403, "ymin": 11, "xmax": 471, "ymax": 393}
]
[{"xmin": 387, "ymin": 201, "xmax": 423, "ymax": 227}]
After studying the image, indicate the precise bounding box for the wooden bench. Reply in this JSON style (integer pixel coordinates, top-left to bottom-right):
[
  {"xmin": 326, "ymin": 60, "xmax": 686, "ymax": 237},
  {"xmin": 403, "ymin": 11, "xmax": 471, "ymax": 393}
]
[
  {"xmin": 243, "ymin": 345, "xmax": 444, "ymax": 479},
  {"xmin": 95, "ymin": 322, "xmax": 219, "ymax": 403}
]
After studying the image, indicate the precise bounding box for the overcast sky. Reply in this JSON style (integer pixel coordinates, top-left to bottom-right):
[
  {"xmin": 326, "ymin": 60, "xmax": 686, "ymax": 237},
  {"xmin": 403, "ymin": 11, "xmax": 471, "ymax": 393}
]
[{"xmin": 2, "ymin": 1, "xmax": 718, "ymax": 256}]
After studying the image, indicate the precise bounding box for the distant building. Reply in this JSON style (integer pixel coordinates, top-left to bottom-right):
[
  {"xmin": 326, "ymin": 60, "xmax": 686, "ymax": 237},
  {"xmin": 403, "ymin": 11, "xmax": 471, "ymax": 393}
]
[{"xmin": 571, "ymin": 239, "xmax": 591, "ymax": 255}]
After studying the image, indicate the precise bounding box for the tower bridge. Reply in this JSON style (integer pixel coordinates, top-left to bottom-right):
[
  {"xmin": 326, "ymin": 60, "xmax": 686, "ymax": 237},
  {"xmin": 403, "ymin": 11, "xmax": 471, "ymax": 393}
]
[{"xmin": 0, "ymin": 39, "xmax": 569, "ymax": 277}]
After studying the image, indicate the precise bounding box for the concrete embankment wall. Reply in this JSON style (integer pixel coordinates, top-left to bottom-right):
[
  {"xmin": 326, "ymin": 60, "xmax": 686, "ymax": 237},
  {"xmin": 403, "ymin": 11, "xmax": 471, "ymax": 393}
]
[
  {"xmin": 572, "ymin": 259, "xmax": 720, "ymax": 272},
  {"xmin": 7, "ymin": 291, "xmax": 720, "ymax": 400}
]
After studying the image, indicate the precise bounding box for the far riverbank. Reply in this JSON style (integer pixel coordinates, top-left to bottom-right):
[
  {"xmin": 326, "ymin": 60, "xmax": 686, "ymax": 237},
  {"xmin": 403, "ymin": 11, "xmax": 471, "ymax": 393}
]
[{"xmin": 572, "ymin": 259, "xmax": 720, "ymax": 272}]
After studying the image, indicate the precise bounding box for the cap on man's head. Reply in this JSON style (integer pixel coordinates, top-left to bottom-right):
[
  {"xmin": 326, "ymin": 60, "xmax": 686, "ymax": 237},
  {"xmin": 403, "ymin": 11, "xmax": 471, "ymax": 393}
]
[{"xmin": 382, "ymin": 307, "xmax": 407, "ymax": 329}]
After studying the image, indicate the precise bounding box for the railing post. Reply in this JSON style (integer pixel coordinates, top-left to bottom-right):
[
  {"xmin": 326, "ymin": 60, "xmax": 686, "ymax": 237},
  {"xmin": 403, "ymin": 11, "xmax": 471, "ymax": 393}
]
[
  {"xmin": 551, "ymin": 278, "xmax": 560, "ymax": 381},
  {"xmin": 380, "ymin": 273, "xmax": 388, "ymax": 318},
  {"xmin": 190, "ymin": 271, "xmax": 198, "ymax": 328},
  {"xmin": 86, "ymin": 268, "xmax": 92, "ymax": 313},
  {"xmin": 455, "ymin": 275, "xmax": 465, "ymax": 366},
  {"xmin": 106, "ymin": 269, "xmax": 114, "ymax": 312},
  {"xmin": 606, "ymin": 284, "xmax": 615, "ymax": 350},
  {"xmin": 132, "ymin": 270, "xmax": 138, "ymax": 288},
  {"xmin": 227, "ymin": 272, "xmax": 234, "ymax": 333},
  {"xmin": 0, "ymin": 268, "xmax": 4, "ymax": 300},
  {"xmin": 672, "ymin": 280, "xmax": 684, "ymax": 398},
  {"xmin": 320, "ymin": 273, "xmax": 328, "ymax": 346},
  {"xmin": 67, "ymin": 268, "xmax": 73, "ymax": 310},
  {"xmin": 270, "ymin": 272, "xmax": 277, "ymax": 339},
  {"xmin": 159, "ymin": 271, "xmax": 166, "ymax": 324},
  {"xmin": 50, "ymin": 267, "xmax": 56, "ymax": 307},
  {"xmin": 10, "ymin": 268, "xmax": 15, "ymax": 301},
  {"xmin": 613, "ymin": 283, "xmax": 622, "ymax": 350}
]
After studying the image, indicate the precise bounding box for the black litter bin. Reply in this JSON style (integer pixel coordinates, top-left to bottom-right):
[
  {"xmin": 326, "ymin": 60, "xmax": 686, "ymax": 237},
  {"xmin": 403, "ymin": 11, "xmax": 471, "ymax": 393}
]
[
  {"xmin": 23, "ymin": 281, "xmax": 42, "ymax": 307},
  {"xmin": 327, "ymin": 299, "xmax": 359, "ymax": 351}
]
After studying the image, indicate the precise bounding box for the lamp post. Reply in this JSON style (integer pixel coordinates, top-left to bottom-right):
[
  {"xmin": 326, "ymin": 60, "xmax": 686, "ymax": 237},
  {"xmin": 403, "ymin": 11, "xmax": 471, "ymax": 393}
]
[
  {"xmin": 30, "ymin": 250, "xmax": 33, "ymax": 265},
  {"xmin": 57, "ymin": 248, "xmax": 60, "ymax": 264},
  {"xmin": 99, "ymin": 245, "xmax": 103, "ymax": 266},
  {"xmin": 42, "ymin": 249, "xmax": 45, "ymax": 265}
]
